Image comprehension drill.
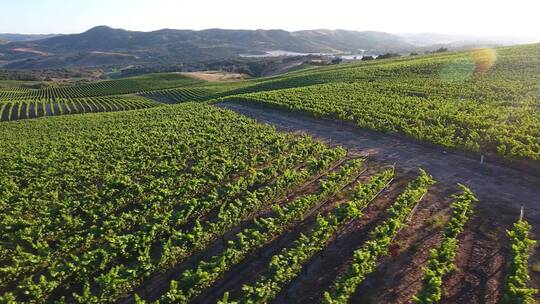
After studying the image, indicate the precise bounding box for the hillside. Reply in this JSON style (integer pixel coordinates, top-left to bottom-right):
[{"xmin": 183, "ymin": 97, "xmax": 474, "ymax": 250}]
[
  {"xmin": 218, "ymin": 43, "xmax": 540, "ymax": 165},
  {"xmin": 0, "ymin": 26, "xmax": 501, "ymax": 69},
  {"xmin": 0, "ymin": 33, "xmax": 60, "ymax": 42},
  {"xmin": 0, "ymin": 26, "xmax": 415, "ymax": 69},
  {"xmin": 2, "ymin": 43, "xmax": 539, "ymax": 166}
]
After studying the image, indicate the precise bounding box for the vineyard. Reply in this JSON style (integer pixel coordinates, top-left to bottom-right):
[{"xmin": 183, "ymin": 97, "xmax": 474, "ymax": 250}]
[
  {"xmin": 0, "ymin": 73, "xmax": 247, "ymax": 121},
  {"xmin": 0, "ymin": 73, "xmax": 203, "ymax": 100},
  {"xmin": 0, "ymin": 43, "xmax": 539, "ymax": 304},
  {"xmin": 218, "ymin": 44, "xmax": 540, "ymax": 163},
  {"xmin": 0, "ymin": 96, "xmax": 160, "ymax": 121},
  {"xmin": 141, "ymin": 88, "xmax": 218, "ymax": 104}
]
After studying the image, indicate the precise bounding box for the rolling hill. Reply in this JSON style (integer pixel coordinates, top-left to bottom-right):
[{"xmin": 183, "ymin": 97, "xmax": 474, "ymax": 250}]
[
  {"xmin": 0, "ymin": 33, "xmax": 60, "ymax": 42},
  {"xmin": 0, "ymin": 26, "xmax": 506, "ymax": 69}
]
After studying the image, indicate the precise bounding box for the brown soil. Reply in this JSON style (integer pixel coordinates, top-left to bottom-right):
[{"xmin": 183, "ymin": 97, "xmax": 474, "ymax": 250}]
[{"xmin": 180, "ymin": 71, "xmax": 248, "ymax": 82}]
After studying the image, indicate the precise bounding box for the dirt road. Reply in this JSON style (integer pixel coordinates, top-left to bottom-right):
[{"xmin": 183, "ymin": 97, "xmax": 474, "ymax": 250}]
[{"xmin": 216, "ymin": 101, "xmax": 540, "ymax": 219}]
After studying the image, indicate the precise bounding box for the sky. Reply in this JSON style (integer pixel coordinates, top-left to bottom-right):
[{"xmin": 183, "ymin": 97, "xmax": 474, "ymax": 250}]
[{"xmin": 1, "ymin": 0, "xmax": 539, "ymax": 39}]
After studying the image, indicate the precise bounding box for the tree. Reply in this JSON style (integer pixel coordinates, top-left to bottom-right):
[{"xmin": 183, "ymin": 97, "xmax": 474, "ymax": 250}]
[
  {"xmin": 331, "ymin": 57, "xmax": 343, "ymax": 64},
  {"xmin": 377, "ymin": 53, "xmax": 401, "ymax": 60},
  {"xmin": 434, "ymin": 47, "xmax": 448, "ymax": 53}
]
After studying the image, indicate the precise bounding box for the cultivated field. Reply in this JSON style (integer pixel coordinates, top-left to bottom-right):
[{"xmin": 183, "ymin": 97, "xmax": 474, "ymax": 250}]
[{"xmin": 0, "ymin": 43, "xmax": 539, "ymax": 304}]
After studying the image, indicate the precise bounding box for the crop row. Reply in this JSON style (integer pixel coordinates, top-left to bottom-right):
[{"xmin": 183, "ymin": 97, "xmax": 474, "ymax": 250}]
[
  {"xmin": 220, "ymin": 168, "xmax": 395, "ymax": 304},
  {"xmin": 504, "ymin": 219, "xmax": 538, "ymax": 304},
  {"xmin": 221, "ymin": 81, "xmax": 540, "ymax": 162},
  {"xmin": 0, "ymin": 87, "xmax": 31, "ymax": 99},
  {"xmin": 218, "ymin": 45, "xmax": 540, "ymax": 162},
  {"xmin": 322, "ymin": 169, "xmax": 436, "ymax": 304},
  {"xmin": 412, "ymin": 185, "xmax": 477, "ymax": 303},
  {"xmin": 140, "ymin": 88, "xmax": 215, "ymax": 103},
  {"xmin": 1, "ymin": 132, "xmax": 324, "ymax": 299},
  {"xmin": 0, "ymin": 73, "xmax": 201, "ymax": 100},
  {"xmin": 75, "ymin": 147, "xmax": 345, "ymax": 304},
  {"xmin": 147, "ymin": 158, "xmax": 366, "ymax": 303},
  {"xmin": 0, "ymin": 96, "xmax": 160, "ymax": 122},
  {"xmin": 0, "ymin": 103, "xmax": 344, "ymax": 303}
]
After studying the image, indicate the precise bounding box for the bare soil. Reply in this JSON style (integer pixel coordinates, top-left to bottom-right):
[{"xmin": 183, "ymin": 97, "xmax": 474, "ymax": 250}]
[{"xmin": 180, "ymin": 71, "xmax": 248, "ymax": 82}]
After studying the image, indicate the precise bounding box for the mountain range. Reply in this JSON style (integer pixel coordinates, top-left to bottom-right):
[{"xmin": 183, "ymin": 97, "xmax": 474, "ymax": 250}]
[{"xmin": 0, "ymin": 26, "xmax": 525, "ymax": 69}]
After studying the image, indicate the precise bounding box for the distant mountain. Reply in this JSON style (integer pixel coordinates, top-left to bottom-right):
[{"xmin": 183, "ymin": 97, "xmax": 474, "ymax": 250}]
[
  {"xmin": 0, "ymin": 26, "xmax": 521, "ymax": 69},
  {"xmin": 0, "ymin": 26, "xmax": 419, "ymax": 69},
  {"xmin": 34, "ymin": 26, "xmax": 415, "ymax": 53},
  {"xmin": 398, "ymin": 32, "xmax": 537, "ymax": 47},
  {"xmin": 0, "ymin": 33, "xmax": 60, "ymax": 42}
]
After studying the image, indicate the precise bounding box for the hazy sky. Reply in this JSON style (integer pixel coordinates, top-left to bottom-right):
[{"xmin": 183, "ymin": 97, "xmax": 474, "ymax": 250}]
[{"xmin": 1, "ymin": 0, "xmax": 539, "ymax": 39}]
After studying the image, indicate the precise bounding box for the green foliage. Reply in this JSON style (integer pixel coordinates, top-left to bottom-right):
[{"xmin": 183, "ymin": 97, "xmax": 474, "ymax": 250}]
[
  {"xmin": 412, "ymin": 185, "xmax": 478, "ymax": 303},
  {"xmin": 219, "ymin": 44, "xmax": 540, "ymax": 161},
  {"xmin": 140, "ymin": 87, "xmax": 218, "ymax": 103},
  {"xmin": 155, "ymin": 158, "xmax": 365, "ymax": 304},
  {"xmin": 0, "ymin": 96, "xmax": 160, "ymax": 121},
  {"xmin": 219, "ymin": 168, "xmax": 395, "ymax": 304},
  {"xmin": 322, "ymin": 169, "xmax": 436, "ymax": 304},
  {"xmin": 0, "ymin": 73, "xmax": 202, "ymax": 100},
  {"xmin": 503, "ymin": 219, "xmax": 538, "ymax": 304},
  {"xmin": 0, "ymin": 103, "xmax": 344, "ymax": 303}
]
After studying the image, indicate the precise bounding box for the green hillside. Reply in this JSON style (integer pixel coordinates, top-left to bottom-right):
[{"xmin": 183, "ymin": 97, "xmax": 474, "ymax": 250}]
[{"xmin": 220, "ymin": 44, "xmax": 540, "ymax": 161}]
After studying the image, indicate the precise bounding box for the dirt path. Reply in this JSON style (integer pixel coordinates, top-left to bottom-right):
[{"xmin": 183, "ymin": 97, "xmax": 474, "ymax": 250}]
[
  {"xmin": 216, "ymin": 101, "xmax": 540, "ymax": 219},
  {"xmin": 216, "ymin": 101, "xmax": 540, "ymax": 302}
]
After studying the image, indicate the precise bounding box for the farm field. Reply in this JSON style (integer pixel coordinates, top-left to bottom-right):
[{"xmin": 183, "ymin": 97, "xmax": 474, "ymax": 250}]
[
  {"xmin": 218, "ymin": 101, "xmax": 540, "ymax": 304},
  {"xmin": 0, "ymin": 73, "xmax": 248, "ymax": 121},
  {"xmin": 0, "ymin": 73, "xmax": 204, "ymax": 100},
  {"xmin": 0, "ymin": 96, "xmax": 160, "ymax": 121},
  {"xmin": 218, "ymin": 44, "xmax": 540, "ymax": 163},
  {"xmin": 0, "ymin": 43, "xmax": 539, "ymax": 304}
]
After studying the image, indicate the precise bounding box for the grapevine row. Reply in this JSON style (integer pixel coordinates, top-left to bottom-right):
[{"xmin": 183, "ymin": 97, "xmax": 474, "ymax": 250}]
[
  {"xmin": 69, "ymin": 147, "xmax": 346, "ymax": 303},
  {"xmin": 145, "ymin": 158, "xmax": 365, "ymax": 303},
  {"xmin": 0, "ymin": 96, "xmax": 160, "ymax": 122},
  {"xmin": 220, "ymin": 168, "xmax": 395, "ymax": 304},
  {"xmin": 0, "ymin": 104, "xmax": 343, "ymax": 303},
  {"xmin": 412, "ymin": 185, "xmax": 478, "ymax": 303},
  {"xmin": 1, "ymin": 134, "xmax": 321, "ymax": 299},
  {"xmin": 0, "ymin": 73, "xmax": 201, "ymax": 100},
  {"xmin": 141, "ymin": 88, "xmax": 215, "ymax": 103},
  {"xmin": 322, "ymin": 169, "xmax": 436, "ymax": 304},
  {"xmin": 503, "ymin": 219, "xmax": 538, "ymax": 304}
]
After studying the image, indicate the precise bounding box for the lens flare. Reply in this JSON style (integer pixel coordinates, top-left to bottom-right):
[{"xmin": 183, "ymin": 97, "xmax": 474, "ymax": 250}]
[
  {"xmin": 472, "ymin": 48, "xmax": 498, "ymax": 74},
  {"xmin": 440, "ymin": 48, "xmax": 498, "ymax": 82}
]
